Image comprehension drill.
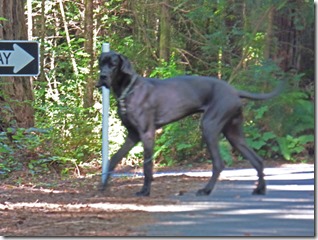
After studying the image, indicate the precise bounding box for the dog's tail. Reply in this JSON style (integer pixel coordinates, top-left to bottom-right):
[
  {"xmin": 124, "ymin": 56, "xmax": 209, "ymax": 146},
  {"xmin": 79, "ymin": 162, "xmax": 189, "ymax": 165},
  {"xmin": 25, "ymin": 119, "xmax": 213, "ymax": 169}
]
[{"xmin": 238, "ymin": 80, "xmax": 285, "ymax": 100}]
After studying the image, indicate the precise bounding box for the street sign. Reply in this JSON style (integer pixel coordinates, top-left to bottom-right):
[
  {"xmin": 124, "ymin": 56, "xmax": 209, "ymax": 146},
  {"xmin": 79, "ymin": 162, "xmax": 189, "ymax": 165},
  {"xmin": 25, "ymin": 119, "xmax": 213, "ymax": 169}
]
[{"xmin": 0, "ymin": 40, "xmax": 39, "ymax": 76}]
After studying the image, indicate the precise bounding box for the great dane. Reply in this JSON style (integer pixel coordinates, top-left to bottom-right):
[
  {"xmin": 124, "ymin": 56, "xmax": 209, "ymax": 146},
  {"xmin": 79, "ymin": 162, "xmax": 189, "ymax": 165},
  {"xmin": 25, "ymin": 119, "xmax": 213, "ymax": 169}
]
[{"xmin": 96, "ymin": 51, "xmax": 283, "ymax": 197}]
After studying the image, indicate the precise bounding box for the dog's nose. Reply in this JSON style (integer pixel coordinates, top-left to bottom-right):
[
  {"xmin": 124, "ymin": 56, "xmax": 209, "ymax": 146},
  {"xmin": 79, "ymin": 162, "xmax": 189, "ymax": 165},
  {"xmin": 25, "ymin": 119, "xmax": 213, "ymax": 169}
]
[{"xmin": 100, "ymin": 74, "xmax": 107, "ymax": 80}]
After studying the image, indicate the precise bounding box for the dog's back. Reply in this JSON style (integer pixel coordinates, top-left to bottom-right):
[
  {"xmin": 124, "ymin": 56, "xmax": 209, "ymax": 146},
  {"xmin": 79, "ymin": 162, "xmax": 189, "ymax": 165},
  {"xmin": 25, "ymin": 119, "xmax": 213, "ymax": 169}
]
[{"xmin": 134, "ymin": 76, "xmax": 240, "ymax": 127}]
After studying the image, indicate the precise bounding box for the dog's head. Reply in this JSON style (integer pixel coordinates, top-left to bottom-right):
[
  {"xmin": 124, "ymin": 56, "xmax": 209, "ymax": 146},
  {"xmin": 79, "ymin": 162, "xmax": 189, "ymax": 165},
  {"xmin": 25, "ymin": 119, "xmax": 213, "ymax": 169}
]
[{"xmin": 96, "ymin": 51, "xmax": 135, "ymax": 89}]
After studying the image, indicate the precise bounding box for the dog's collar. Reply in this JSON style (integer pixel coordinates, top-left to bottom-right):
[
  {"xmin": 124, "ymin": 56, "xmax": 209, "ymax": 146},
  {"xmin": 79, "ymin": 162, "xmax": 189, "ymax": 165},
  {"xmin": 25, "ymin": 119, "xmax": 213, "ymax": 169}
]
[{"xmin": 118, "ymin": 74, "xmax": 138, "ymax": 114}]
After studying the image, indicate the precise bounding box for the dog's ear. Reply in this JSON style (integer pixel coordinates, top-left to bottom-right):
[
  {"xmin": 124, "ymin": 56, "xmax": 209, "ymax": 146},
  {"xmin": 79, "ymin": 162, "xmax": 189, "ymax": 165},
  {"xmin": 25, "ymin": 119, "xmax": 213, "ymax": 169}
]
[{"xmin": 119, "ymin": 54, "xmax": 134, "ymax": 75}]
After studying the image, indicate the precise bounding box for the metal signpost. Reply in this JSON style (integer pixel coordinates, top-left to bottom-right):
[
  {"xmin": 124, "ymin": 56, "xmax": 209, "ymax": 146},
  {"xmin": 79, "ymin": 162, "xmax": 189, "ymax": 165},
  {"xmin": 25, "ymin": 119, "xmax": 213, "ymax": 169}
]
[
  {"xmin": 0, "ymin": 40, "xmax": 39, "ymax": 76},
  {"xmin": 101, "ymin": 43, "xmax": 110, "ymax": 188}
]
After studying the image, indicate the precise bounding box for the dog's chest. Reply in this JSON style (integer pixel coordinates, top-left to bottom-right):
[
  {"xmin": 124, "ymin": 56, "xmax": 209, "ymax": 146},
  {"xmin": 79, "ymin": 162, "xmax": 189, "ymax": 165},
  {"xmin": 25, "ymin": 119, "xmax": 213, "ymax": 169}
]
[{"xmin": 117, "ymin": 83, "xmax": 154, "ymax": 125}]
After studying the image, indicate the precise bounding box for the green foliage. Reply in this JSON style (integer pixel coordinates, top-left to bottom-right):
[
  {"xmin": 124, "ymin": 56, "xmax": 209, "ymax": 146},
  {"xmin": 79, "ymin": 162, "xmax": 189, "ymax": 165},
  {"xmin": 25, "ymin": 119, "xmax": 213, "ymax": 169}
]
[
  {"xmin": 154, "ymin": 118, "xmax": 202, "ymax": 167},
  {"xmin": 0, "ymin": 133, "xmax": 16, "ymax": 177},
  {"xmin": 244, "ymin": 106, "xmax": 278, "ymax": 158},
  {"xmin": 150, "ymin": 54, "xmax": 186, "ymax": 78},
  {"xmin": 219, "ymin": 139, "xmax": 234, "ymax": 166},
  {"xmin": 277, "ymin": 135, "xmax": 314, "ymax": 162},
  {"xmin": 278, "ymin": 90, "xmax": 314, "ymax": 136},
  {"xmin": 34, "ymin": 101, "xmax": 103, "ymax": 166},
  {"xmin": 244, "ymin": 89, "xmax": 314, "ymax": 161},
  {"xmin": 1, "ymin": 0, "xmax": 314, "ymax": 179},
  {"xmin": 0, "ymin": 127, "xmax": 50, "ymax": 178}
]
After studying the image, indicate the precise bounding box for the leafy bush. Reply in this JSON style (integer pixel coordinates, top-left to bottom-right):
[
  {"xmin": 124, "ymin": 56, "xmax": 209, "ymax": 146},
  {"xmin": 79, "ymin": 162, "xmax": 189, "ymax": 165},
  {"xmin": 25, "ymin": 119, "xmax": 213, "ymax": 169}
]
[
  {"xmin": 278, "ymin": 91, "xmax": 314, "ymax": 136},
  {"xmin": 154, "ymin": 118, "xmax": 202, "ymax": 166},
  {"xmin": 0, "ymin": 127, "xmax": 50, "ymax": 177},
  {"xmin": 243, "ymin": 89, "xmax": 314, "ymax": 161},
  {"xmin": 277, "ymin": 135, "xmax": 314, "ymax": 162},
  {"xmin": 235, "ymin": 62, "xmax": 314, "ymax": 162},
  {"xmin": 219, "ymin": 139, "xmax": 234, "ymax": 166}
]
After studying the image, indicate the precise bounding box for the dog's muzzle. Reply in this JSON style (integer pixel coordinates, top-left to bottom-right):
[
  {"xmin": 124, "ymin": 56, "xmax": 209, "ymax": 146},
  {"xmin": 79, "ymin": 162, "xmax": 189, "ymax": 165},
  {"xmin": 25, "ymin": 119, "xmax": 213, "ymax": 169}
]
[{"xmin": 96, "ymin": 75, "xmax": 111, "ymax": 88}]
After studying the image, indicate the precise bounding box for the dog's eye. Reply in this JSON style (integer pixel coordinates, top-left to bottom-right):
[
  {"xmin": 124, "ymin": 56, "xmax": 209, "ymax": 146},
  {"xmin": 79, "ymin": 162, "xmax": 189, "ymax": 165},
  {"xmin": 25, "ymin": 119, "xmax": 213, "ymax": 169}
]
[
  {"xmin": 110, "ymin": 56, "xmax": 120, "ymax": 65},
  {"xmin": 110, "ymin": 61, "xmax": 119, "ymax": 68},
  {"xmin": 99, "ymin": 58, "xmax": 108, "ymax": 66}
]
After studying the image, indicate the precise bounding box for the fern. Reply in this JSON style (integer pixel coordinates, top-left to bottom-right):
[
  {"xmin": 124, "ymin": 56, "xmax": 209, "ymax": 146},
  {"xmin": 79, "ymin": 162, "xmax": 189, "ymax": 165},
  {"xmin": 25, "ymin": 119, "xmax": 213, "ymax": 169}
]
[{"xmin": 277, "ymin": 135, "xmax": 314, "ymax": 161}]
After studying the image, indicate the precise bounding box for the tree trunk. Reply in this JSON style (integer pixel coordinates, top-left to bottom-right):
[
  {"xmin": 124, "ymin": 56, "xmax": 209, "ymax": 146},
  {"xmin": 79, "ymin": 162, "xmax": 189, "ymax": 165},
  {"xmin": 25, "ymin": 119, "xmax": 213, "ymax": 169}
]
[
  {"xmin": 224, "ymin": 0, "xmax": 243, "ymax": 67},
  {"xmin": 264, "ymin": 6, "xmax": 274, "ymax": 59},
  {"xmin": 159, "ymin": 0, "xmax": 171, "ymax": 61},
  {"xmin": 58, "ymin": 0, "xmax": 78, "ymax": 76},
  {"xmin": 272, "ymin": 1, "xmax": 314, "ymax": 89},
  {"xmin": 272, "ymin": 1, "xmax": 302, "ymax": 72},
  {"xmin": 83, "ymin": 0, "xmax": 95, "ymax": 108},
  {"xmin": 0, "ymin": 0, "xmax": 34, "ymax": 129}
]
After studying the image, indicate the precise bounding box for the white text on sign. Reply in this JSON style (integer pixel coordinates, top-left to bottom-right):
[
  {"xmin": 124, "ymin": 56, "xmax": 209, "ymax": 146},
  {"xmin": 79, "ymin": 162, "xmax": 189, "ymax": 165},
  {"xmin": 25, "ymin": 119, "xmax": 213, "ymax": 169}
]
[{"xmin": 0, "ymin": 44, "xmax": 34, "ymax": 73}]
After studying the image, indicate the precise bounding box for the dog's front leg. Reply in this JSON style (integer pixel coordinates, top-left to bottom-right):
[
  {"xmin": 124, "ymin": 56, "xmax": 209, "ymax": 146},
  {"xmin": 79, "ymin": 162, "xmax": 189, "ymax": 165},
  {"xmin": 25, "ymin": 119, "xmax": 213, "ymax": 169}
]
[
  {"xmin": 136, "ymin": 130, "xmax": 155, "ymax": 197},
  {"xmin": 100, "ymin": 130, "xmax": 140, "ymax": 191},
  {"xmin": 109, "ymin": 130, "xmax": 140, "ymax": 172}
]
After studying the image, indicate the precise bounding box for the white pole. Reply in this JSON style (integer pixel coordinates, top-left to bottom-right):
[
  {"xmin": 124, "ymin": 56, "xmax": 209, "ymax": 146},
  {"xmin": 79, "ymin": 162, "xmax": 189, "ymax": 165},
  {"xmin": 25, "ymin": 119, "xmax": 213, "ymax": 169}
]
[{"xmin": 101, "ymin": 43, "xmax": 110, "ymax": 189}]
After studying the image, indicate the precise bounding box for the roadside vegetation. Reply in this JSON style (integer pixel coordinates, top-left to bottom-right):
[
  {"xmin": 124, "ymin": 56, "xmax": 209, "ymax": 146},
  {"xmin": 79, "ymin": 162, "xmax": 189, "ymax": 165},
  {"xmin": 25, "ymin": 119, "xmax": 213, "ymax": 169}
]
[{"xmin": 0, "ymin": 0, "xmax": 314, "ymax": 180}]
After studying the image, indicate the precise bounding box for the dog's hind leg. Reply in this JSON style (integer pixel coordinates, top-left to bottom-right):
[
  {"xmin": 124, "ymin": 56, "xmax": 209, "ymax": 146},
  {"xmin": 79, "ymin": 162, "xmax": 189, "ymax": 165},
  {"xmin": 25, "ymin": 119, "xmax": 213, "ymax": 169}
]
[
  {"xmin": 223, "ymin": 113, "xmax": 266, "ymax": 195},
  {"xmin": 196, "ymin": 110, "xmax": 227, "ymax": 196}
]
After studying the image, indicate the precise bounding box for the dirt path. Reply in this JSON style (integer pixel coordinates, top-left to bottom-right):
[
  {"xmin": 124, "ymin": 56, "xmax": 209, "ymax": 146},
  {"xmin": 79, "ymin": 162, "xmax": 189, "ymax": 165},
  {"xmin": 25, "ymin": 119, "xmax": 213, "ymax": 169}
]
[{"xmin": 0, "ymin": 172, "xmax": 206, "ymax": 236}]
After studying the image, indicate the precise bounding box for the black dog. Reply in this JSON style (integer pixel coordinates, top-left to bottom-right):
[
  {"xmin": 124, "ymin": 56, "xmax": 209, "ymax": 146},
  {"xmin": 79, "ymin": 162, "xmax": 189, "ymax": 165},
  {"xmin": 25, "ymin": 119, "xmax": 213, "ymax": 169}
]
[{"xmin": 96, "ymin": 51, "xmax": 283, "ymax": 197}]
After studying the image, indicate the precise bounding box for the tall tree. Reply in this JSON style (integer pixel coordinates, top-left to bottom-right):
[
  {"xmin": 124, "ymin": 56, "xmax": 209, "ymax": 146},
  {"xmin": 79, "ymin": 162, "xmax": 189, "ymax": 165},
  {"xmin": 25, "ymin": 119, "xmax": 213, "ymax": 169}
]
[
  {"xmin": 83, "ymin": 0, "xmax": 95, "ymax": 108},
  {"xmin": 159, "ymin": 0, "xmax": 171, "ymax": 61},
  {"xmin": 0, "ymin": 0, "xmax": 34, "ymax": 129},
  {"xmin": 273, "ymin": 1, "xmax": 314, "ymax": 76}
]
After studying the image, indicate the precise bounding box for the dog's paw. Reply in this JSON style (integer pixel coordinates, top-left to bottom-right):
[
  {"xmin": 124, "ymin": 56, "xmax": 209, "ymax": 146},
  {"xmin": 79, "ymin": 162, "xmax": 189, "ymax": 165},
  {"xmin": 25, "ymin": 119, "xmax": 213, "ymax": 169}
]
[
  {"xmin": 252, "ymin": 187, "xmax": 266, "ymax": 195},
  {"xmin": 98, "ymin": 182, "xmax": 109, "ymax": 192},
  {"xmin": 135, "ymin": 190, "xmax": 150, "ymax": 197},
  {"xmin": 196, "ymin": 189, "xmax": 211, "ymax": 196},
  {"xmin": 98, "ymin": 175, "xmax": 111, "ymax": 192},
  {"xmin": 98, "ymin": 185, "xmax": 106, "ymax": 192},
  {"xmin": 252, "ymin": 181, "xmax": 266, "ymax": 195}
]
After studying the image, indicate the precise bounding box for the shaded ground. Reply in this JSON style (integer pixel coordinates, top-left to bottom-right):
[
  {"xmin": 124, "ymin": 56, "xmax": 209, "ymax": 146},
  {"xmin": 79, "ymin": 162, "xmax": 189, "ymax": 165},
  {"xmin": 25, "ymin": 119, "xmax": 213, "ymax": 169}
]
[
  {"xmin": 0, "ymin": 172, "xmax": 205, "ymax": 236},
  {"xmin": 0, "ymin": 160, "xmax": 315, "ymax": 236}
]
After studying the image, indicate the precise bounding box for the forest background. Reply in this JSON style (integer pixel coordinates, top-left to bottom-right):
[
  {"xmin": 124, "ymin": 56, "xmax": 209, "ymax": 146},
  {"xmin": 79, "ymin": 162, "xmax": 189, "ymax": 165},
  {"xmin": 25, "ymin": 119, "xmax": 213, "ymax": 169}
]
[{"xmin": 0, "ymin": 0, "xmax": 314, "ymax": 178}]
